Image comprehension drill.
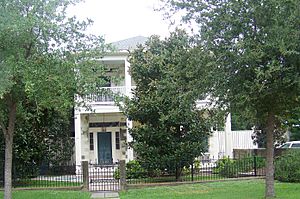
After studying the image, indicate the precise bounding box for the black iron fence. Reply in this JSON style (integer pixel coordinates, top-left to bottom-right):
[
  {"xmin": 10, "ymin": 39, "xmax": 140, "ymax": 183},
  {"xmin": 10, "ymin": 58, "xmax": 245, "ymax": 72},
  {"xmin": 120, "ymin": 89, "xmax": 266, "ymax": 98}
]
[
  {"xmin": 0, "ymin": 157, "xmax": 265, "ymax": 190},
  {"xmin": 123, "ymin": 156, "xmax": 266, "ymax": 185},
  {"xmin": 89, "ymin": 163, "xmax": 120, "ymax": 191},
  {"xmin": 0, "ymin": 161, "xmax": 83, "ymax": 188}
]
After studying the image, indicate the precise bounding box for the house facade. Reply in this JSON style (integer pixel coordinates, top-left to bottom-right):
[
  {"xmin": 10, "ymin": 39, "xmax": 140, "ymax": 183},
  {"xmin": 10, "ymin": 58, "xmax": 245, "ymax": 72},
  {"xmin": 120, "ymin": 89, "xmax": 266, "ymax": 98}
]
[
  {"xmin": 74, "ymin": 36, "xmax": 256, "ymax": 166},
  {"xmin": 74, "ymin": 37, "xmax": 147, "ymax": 165}
]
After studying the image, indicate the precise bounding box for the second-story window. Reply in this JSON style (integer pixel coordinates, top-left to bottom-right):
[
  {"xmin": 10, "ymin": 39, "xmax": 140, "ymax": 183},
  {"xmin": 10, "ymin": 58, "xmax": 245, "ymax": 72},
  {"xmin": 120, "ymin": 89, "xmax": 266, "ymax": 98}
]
[
  {"xmin": 115, "ymin": 131, "xmax": 120, "ymax": 150},
  {"xmin": 89, "ymin": 133, "xmax": 94, "ymax": 151}
]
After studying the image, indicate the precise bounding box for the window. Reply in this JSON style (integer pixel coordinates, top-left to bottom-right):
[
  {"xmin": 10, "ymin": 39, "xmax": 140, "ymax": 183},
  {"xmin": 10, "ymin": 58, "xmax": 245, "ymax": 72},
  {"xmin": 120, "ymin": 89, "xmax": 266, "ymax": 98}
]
[
  {"xmin": 115, "ymin": 131, "xmax": 120, "ymax": 150},
  {"xmin": 89, "ymin": 133, "xmax": 94, "ymax": 151}
]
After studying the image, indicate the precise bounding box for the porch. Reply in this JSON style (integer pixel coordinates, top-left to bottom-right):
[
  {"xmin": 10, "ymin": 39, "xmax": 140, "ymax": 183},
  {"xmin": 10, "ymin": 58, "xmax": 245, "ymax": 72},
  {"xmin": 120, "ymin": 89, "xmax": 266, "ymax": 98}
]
[{"xmin": 74, "ymin": 112, "xmax": 134, "ymax": 166}]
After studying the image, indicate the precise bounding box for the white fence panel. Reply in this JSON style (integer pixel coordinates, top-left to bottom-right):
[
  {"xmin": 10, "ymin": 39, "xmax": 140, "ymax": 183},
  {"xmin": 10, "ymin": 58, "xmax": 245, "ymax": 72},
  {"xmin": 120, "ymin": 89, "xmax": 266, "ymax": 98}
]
[{"xmin": 208, "ymin": 130, "xmax": 258, "ymax": 158}]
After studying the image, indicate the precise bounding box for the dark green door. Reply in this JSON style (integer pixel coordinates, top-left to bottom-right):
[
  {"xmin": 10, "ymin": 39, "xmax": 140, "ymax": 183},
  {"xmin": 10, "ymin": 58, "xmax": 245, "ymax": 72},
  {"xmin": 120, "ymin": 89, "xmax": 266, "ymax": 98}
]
[{"xmin": 97, "ymin": 132, "xmax": 112, "ymax": 164}]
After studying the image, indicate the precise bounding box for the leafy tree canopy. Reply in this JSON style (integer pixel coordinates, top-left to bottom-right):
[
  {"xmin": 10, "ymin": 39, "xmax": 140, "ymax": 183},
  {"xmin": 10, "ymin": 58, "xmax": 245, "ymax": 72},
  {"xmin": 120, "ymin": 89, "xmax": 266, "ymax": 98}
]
[
  {"xmin": 0, "ymin": 1, "xmax": 110, "ymax": 198},
  {"xmin": 163, "ymin": 0, "xmax": 300, "ymax": 197},
  {"xmin": 0, "ymin": 0, "xmax": 108, "ymax": 113},
  {"xmin": 123, "ymin": 30, "xmax": 211, "ymax": 179},
  {"xmin": 165, "ymin": 0, "xmax": 299, "ymax": 118}
]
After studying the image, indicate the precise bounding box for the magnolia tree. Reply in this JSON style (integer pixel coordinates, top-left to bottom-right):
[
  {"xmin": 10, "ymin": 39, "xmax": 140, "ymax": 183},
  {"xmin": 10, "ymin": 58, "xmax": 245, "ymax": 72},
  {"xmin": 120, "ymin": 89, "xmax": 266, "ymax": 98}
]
[
  {"xmin": 164, "ymin": 0, "xmax": 300, "ymax": 197},
  {"xmin": 0, "ymin": 0, "xmax": 109, "ymax": 198},
  {"xmin": 123, "ymin": 31, "xmax": 211, "ymax": 180}
]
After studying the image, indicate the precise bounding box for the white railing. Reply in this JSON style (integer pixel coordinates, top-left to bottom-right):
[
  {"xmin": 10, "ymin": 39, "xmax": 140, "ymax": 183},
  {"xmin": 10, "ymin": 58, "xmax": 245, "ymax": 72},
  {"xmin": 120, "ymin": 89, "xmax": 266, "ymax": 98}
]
[{"xmin": 83, "ymin": 86, "xmax": 126, "ymax": 103}]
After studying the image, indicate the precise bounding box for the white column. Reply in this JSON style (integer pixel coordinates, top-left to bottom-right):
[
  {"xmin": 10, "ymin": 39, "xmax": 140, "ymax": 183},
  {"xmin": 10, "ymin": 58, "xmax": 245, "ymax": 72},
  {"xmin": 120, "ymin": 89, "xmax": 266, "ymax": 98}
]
[
  {"xmin": 126, "ymin": 118, "xmax": 134, "ymax": 162},
  {"xmin": 74, "ymin": 111, "xmax": 82, "ymax": 167},
  {"xmin": 224, "ymin": 113, "xmax": 233, "ymax": 157},
  {"xmin": 81, "ymin": 115, "xmax": 90, "ymax": 161},
  {"xmin": 124, "ymin": 60, "xmax": 132, "ymax": 97}
]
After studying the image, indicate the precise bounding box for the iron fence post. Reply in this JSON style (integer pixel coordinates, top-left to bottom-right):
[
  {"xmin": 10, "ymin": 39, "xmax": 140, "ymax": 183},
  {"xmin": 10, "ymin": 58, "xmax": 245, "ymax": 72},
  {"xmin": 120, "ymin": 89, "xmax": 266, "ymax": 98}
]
[
  {"xmin": 254, "ymin": 156, "xmax": 257, "ymax": 176},
  {"xmin": 82, "ymin": 161, "xmax": 89, "ymax": 191}
]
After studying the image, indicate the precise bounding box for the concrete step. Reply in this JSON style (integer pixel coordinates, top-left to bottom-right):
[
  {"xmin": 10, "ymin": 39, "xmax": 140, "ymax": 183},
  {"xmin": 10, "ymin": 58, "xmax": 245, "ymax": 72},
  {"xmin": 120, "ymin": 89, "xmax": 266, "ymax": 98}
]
[{"xmin": 91, "ymin": 191, "xmax": 120, "ymax": 199}]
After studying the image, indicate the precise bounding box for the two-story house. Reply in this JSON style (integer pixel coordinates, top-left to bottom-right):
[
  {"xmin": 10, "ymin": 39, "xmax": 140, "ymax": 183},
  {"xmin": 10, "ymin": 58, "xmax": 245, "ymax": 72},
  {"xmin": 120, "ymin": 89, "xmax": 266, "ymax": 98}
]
[
  {"xmin": 74, "ymin": 36, "xmax": 257, "ymax": 166},
  {"xmin": 74, "ymin": 36, "xmax": 148, "ymax": 166}
]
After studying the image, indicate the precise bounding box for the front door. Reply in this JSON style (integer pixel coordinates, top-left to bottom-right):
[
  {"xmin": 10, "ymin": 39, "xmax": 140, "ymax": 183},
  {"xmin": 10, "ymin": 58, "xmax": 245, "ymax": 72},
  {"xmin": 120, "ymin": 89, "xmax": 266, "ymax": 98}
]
[{"xmin": 97, "ymin": 132, "xmax": 112, "ymax": 164}]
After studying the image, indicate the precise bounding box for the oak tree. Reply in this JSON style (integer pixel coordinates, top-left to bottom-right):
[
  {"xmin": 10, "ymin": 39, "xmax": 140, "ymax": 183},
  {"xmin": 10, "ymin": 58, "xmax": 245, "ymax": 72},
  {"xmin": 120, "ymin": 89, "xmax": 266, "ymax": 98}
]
[
  {"xmin": 164, "ymin": 0, "xmax": 300, "ymax": 197},
  {"xmin": 0, "ymin": 0, "xmax": 109, "ymax": 198}
]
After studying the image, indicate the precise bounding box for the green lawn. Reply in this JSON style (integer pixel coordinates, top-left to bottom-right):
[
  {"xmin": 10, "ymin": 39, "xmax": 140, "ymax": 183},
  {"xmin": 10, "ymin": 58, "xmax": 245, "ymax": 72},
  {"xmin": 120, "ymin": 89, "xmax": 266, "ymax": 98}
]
[
  {"xmin": 14, "ymin": 180, "xmax": 81, "ymax": 188},
  {"xmin": 1, "ymin": 179, "xmax": 300, "ymax": 199},
  {"xmin": 120, "ymin": 179, "xmax": 300, "ymax": 199},
  {"xmin": 128, "ymin": 174, "xmax": 223, "ymax": 184},
  {"xmin": 0, "ymin": 190, "xmax": 90, "ymax": 199}
]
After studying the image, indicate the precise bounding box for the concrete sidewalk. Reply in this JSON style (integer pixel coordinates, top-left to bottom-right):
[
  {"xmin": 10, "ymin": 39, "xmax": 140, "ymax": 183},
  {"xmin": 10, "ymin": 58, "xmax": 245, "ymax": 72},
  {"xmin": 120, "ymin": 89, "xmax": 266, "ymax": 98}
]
[{"xmin": 91, "ymin": 191, "xmax": 120, "ymax": 199}]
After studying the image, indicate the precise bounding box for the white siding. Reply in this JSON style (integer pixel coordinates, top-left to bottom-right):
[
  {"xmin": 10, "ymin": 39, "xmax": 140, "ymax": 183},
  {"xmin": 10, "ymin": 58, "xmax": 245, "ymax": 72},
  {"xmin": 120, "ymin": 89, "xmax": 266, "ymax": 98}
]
[{"xmin": 208, "ymin": 130, "xmax": 258, "ymax": 158}]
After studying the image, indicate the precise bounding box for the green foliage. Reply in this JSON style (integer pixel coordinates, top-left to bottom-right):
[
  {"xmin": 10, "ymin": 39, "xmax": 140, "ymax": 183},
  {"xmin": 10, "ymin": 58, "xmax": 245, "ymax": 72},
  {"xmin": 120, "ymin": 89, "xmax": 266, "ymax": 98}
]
[
  {"xmin": 213, "ymin": 157, "xmax": 236, "ymax": 177},
  {"xmin": 164, "ymin": 0, "xmax": 300, "ymax": 124},
  {"xmin": 231, "ymin": 110, "xmax": 255, "ymax": 130},
  {"xmin": 275, "ymin": 150, "xmax": 300, "ymax": 182},
  {"xmin": 285, "ymin": 107, "xmax": 300, "ymax": 141},
  {"xmin": 163, "ymin": 1, "xmax": 299, "ymax": 195},
  {"xmin": 0, "ymin": 107, "xmax": 74, "ymax": 163},
  {"xmin": 0, "ymin": 0, "xmax": 109, "ymax": 110},
  {"xmin": 114, "ymin": 160, "xmax": 146, "ymax": 179},
  {"xmin": 0, "ymin": 0, "xmax": 110, "ymax": 131},
  {"xmin": 167, "ymin": 0, "xmax": 300, "ymax": 119},
  {"xmin": 123, "ymin": 30, "xmax": 211, "ymax": 178},
  {"xmin": 0, "ymin": 107, "xmax": 74, "ymax": 179},
  {"xmin": 0, "ymin": 0, "xmax": 110, "ymax": 196},
  {"xmin": 214, "ymin": 157, "xmax": 265, "ymax": 178},
  {"xmin": 126, "ymin": 160, "xmax": 147, "ymax": 179}
]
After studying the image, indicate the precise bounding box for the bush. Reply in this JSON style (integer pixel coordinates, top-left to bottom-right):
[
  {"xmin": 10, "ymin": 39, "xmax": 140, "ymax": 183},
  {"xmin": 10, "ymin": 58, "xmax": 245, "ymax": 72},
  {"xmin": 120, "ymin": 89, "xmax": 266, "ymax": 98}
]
[
  {"xmin": 275, "ymin": 150, "xmax": 300, "ymax": 182},
  {"xmin": 214, "ymin": 156, "xmax": 265, "ymax": 178},
  {"xmin": 214, "ymin": 157, "xmax": 238, "ymax": 177},
  {"xmin": 126, "ymin": 160, "xmax": 147, "ymax": 179},
  {"xmin": 114, "ymin": 160, "xmax": 147, "ymax": 179}
]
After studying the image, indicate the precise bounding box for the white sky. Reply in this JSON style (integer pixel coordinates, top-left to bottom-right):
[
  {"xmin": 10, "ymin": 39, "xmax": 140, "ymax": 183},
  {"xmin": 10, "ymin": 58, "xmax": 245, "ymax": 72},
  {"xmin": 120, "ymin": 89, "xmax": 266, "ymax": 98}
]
[{"xmin": 68, "ymin": 0, "xmax": 174, "ymax": 43}]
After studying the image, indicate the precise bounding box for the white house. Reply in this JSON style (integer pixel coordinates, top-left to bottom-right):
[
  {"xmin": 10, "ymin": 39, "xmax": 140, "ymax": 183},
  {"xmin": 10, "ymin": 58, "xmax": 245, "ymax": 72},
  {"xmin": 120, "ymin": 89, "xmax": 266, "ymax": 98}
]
[{"xmin": 74, "ymin": 36, "xmax": 257, "ymax": 166}]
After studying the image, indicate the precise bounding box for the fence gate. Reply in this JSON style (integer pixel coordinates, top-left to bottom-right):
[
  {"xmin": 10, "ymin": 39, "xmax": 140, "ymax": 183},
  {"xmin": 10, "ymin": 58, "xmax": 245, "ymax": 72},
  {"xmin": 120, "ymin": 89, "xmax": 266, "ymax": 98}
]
[{"xmin": 88, "ymin": 163, "xmax": 120, "ymax": 191}]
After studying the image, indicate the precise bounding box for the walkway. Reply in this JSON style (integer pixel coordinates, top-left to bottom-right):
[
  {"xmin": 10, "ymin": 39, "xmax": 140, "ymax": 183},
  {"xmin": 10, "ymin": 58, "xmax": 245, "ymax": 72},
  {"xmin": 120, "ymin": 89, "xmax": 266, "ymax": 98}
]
[{"xmin": 91, "ymin": 191, "xmax": 120, "ymax": 199}]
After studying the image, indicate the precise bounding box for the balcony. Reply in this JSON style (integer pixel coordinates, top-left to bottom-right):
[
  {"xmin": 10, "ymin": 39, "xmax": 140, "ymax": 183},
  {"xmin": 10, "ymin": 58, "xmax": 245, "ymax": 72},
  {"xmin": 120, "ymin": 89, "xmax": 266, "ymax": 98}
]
[{"xmin": 82, "ymin": 86, "xmax": 134, "ymax": 105}]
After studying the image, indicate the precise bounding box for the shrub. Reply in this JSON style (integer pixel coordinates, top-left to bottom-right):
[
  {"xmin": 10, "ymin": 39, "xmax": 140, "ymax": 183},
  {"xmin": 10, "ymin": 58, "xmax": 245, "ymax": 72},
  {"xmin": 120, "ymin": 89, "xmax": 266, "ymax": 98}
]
[
  {"xmin": 275, "ymin": 150, "xmax": 300, "ymax": 182},
  {"xmin": 214, "ymin": 156, "xmax": 265, "ymax": 178},
  {"xmin": 126, "ymin": 160, "xmax": 146, "ymax": 179},
  {"xmin": 114, "ymin": 160, "xmax": 147, "ymax": 179},
  {"xmin": 214, "ymin": 157, "xmax": 238, "ymax": 177}
]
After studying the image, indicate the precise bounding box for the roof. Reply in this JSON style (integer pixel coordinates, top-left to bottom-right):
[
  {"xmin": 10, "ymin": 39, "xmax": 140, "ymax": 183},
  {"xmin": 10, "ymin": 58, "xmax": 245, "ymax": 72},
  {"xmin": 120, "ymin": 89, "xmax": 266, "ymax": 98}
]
[{"xmin": 111, "ymin": 36, "xmax": 148, "ymax": 51}]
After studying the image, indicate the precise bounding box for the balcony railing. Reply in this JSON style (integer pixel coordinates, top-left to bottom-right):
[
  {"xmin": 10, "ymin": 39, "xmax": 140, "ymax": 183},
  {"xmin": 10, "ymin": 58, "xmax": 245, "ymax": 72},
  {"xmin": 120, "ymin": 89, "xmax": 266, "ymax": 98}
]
[{"xmin": 83, "ymin": 86, "xmax": 126, "ymax": 103}]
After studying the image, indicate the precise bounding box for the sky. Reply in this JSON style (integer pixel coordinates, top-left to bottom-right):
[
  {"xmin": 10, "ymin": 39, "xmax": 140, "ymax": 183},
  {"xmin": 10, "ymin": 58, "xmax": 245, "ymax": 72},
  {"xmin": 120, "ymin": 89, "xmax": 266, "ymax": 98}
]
[{"xmin": 68, "ymin": 0, "xmax": 174, "ymax": 43}]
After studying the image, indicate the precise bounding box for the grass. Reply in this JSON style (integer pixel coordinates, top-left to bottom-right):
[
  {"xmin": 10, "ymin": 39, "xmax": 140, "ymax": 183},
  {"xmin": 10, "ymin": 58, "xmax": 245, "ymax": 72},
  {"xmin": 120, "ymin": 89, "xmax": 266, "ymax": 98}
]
[
  {"xmin": 2, "ymin": 179, "xmax": 300, "ymax": 199},
  {"xmin": 120, "ymin": 179, "xmax": 300, "ymax": 199},
  {"xmin": 0, "ymin": 190, "xmax": 90, "ymax": 199},
  {"xmin": 128, "ymin": 174, "xmax": 223, "ymax": 184},
  {"xmin": 14, "ymin": 180, "xmax": 81, "ymax": 188}
]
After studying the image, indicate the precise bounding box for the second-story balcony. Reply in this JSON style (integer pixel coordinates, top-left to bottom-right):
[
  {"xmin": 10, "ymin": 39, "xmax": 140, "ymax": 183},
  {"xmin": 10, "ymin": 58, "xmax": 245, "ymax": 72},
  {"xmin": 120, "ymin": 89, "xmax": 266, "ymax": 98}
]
[{"xmin": 82, "ymin": 86, "xmax": 134, "ymax": 106}]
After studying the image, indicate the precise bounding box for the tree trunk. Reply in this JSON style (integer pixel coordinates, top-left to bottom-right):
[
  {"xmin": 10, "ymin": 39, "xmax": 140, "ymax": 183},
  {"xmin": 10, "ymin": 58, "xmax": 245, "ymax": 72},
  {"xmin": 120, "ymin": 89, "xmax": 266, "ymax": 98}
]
[
  {"xmin": 175, "ymin": 166, "xmax": 182, "ymax": 182},
  {"xmin": 265, "ymin": 112, "xmax": 275, "ymax": 198},
  {"xmin": 4, "ymin": 100, "xmax": 17, "ymax": 199}
]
